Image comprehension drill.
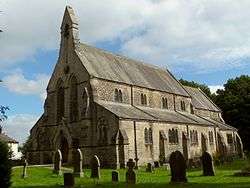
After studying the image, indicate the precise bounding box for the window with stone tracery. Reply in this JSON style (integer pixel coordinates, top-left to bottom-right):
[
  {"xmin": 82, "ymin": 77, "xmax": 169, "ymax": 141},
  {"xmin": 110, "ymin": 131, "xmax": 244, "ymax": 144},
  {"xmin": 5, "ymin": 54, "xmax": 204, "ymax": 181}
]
[
  {"xmin": 141, "ymin": 93, "xmax": 147, "ymax": 105},
  {"xmin": 57, "ymin": 79, "xmax": 64, "ymax": 123},
  {"xmin": 169, "ymin": 128, "xmax": 179, "ymax": 144},
  {"xmin": 209, "ymin": 131, "xmax": 214, "ymax": 145},
  {"xmin": 190, "ymin": 130, "xmax": 198, "ymax": 145},
  {"xmin": 69, "ymin": 76, "xmax": 78, "ymax": 122},
  {"xmin": 162, "ymin": 97, "xmax": 168, "ymax": 109},
  {"xmin": 114, "ymin": 89, "xmax": 123, "ymax": 102}
]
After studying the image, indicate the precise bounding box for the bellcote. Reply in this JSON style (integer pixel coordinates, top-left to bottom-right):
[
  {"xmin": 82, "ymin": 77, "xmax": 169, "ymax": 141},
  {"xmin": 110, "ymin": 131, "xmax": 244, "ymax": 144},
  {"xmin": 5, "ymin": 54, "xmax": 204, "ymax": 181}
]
[{"xmin": 60, "ymin": 6, "xmax": 80, "ymax": 52}]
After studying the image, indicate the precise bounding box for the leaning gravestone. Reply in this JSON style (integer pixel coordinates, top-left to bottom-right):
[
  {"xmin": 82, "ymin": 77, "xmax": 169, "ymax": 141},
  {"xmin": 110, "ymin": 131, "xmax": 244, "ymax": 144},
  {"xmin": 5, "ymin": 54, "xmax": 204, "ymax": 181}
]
[
  {"xmin": 201, "ymin": 152, "xmax": 215, "ymax": 176},
  {"xmin": 22, "ymin": 159, "xmax": 28, "ymax": 178},
  {"xmin": 169, "ymin": 151, "xmax": 187, "ymax": 183},
  {"xmin": 126, "ymin": 159, "xmax": 136, "ymax": 184},
  {"xmin": 90, "ymin": 155, "xmax": 101, "ymax": 179},
  {"xmin": 112, "ymin": 170, "xmax": 119, "ymax": 182},
  {"xmin": 53, "ymin": 149, "xmax": 62, "ymax": 175},
  {"xmin": 73, "ymin": 149, "xmax": 84, "ymax": 177},
  {"xmin": 146, "ymin": 162, "xmax": 153, "ymax": 172},
  {"xmin": 64, "ymin": 173, "xmax": 75, "ymax": 188}
]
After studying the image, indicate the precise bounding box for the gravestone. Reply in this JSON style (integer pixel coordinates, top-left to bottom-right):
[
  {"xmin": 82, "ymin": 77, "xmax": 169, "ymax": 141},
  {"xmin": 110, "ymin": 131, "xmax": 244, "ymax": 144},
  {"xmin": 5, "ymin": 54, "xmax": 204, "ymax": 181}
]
[
  {"xmin": 169, "ymin": 151, "xmax": 187, "ymax": 183},
  {"xmin": 22, "ymin": 159, "xmax": 28, "ymax": 178},
  {"xmin": 146, "ymin": 163, "xmax": 153, "ymax": 172},
  {"xmin": 201, "ymin": 152, "xmax": 215, "ymax": 176},
  {"xmin": 126, "ymin": 159, "xmax": 136, "ymax": 184},
  {"xmin": 73, "ymin": 149, "xmax": 84, "ymax": 177},
  {"xmin": 90, "ymin": 155, "xmax": 100, "ymax": 179},
  {"xmin": 53, "ymin": 149, "xmax": 62, "ymax": 175},
  {"xmin": 154, "ymin": 161, "xmax": 160, "ymax": 168},
  {"xmin": 112, "ymin": 170, "xmax": 119, "ymax": 182},
  {"xmin": 64, "ymin": 173, "xmax": 75, "ymax": 188}
]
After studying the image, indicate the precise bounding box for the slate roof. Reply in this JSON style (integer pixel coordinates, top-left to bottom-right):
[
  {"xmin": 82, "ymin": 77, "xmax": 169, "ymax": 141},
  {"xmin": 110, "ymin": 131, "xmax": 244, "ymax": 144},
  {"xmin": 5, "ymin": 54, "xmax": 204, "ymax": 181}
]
[
  {"xmin": 0, "ymin": 133, "xmax": 18, "ymax": 143},
  {"xmin": 184, "ymin": 86, "xmax": 220, "ymax": 112},
  {"xmin": 76, "ymin": 43, "xmax": 189, "ymax": 97},
  {"xmin": 199, "ymin": 116, "xmax": 237, "ymax": 131},
  {"xmin": 96, "ymin": 100, "xmax": 155, "ymax": 121},
  {"xmin": 96, "ymin": 100, "xmax": 213, "ymax": 126}
]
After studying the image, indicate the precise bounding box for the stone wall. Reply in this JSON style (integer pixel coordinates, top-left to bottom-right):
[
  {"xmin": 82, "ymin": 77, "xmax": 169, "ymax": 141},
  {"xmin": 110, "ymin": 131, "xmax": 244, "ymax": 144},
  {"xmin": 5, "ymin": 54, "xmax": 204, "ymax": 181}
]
[
  {"xmin": 90, "ymin": 78, "xmax": 191, "ymax": 112},
  {"xmin": 119, "ymin": 119, "xmax": 218, "ymax": 166}
]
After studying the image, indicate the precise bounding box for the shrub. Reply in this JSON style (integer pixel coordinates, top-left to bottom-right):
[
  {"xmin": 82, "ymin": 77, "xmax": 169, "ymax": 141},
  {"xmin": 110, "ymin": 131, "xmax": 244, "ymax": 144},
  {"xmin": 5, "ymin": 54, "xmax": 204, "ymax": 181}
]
[{"xmin": 0, "ymin": 141, "xmax": 12, "ymax": 188}]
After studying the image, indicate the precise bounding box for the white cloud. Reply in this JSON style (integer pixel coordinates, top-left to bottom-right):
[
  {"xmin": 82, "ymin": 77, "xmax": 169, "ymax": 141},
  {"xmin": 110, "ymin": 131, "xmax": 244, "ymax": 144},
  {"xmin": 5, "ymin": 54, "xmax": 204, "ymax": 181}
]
[
  {"xmin": 1, "ymin": 0, "xmax": 250, "ymax": 72},
  {"xmin": 2, "ymin": 114, "xmax": 39, "ymax": 144},
  {"xmin": 209, "ymin": 85, "xmax": 224, "ymax": 94},
  {"xmin": 2, "ymin": 71, "xmax": 49, "ymax": 100}
]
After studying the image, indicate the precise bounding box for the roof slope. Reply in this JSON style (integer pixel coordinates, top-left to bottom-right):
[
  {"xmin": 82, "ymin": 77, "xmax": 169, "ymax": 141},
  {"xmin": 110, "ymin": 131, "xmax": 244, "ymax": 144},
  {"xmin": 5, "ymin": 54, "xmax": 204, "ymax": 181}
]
[
  {"xmin": 0, "ymin": 133, "xmax": 18, "ymax": 143},
  {"xmin": 184, "ymin": 86, "xmax": 220, "ymax": 112},
  {"xmin": 96, "ymin": 100, "xmax": 213, "ymax": 126},
  {"xmin": 200, "ymin": 116, "xmax": 236, "ymax": 131},
  {"xmin": 76, "ymin": 43, "xmax": 189, "ymax": 97}
]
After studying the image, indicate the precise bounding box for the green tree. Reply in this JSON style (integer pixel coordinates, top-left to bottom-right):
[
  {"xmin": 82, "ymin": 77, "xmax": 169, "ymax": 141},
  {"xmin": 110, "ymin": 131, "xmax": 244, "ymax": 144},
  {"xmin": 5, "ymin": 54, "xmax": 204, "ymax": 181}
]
[
  {"xmin": 214, "ymin": 75, "xmax": 250, "ymax": 150},
  {"xmin": 0, "ymin": 80, "xmax": 9, "ymax": 125},
  {"xmin": 19, "ymin": 136, "xmax": 32, "ymax": 158},
  {"xmin": 179, "ymin": 78, "xmax": 213, "ymax": 98},
  {"xmin": 0, "ymin": 141, "xmax": 12, "ymax": 188}
]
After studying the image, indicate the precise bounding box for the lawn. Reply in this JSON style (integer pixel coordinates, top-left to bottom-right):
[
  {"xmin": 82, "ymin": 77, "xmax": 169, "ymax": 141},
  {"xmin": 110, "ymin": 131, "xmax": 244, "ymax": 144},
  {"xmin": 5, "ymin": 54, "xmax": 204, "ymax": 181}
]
[{"xmin": 11, "ymin": 160, "xmax": 250, "ymax": 188}]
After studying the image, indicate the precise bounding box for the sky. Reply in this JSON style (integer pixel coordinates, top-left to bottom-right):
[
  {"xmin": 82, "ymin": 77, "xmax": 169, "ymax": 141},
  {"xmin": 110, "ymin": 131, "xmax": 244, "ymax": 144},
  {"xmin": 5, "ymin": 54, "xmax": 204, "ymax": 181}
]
[{"xmin": 0, "ymin": 0, "xmax": 250, "ymax": 144}]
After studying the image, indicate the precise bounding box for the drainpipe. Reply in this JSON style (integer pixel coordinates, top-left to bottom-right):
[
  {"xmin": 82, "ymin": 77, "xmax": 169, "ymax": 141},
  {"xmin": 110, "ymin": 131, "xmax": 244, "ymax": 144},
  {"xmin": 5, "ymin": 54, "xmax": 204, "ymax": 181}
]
[
  {"xmin": 131, "ymin": 86, "xmax": 138, "ymax": 169},
  {"xmin": 214, "ymin": 126, "xmax": 218, "ymax": 153},
  {"xmin": 133, "ymin": 121, "xmax": 139, "ymax": 169}
]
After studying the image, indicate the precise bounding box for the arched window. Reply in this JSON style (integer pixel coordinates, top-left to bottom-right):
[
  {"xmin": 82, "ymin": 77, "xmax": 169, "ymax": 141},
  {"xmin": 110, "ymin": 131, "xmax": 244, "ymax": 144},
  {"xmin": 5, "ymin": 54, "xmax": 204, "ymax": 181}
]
[
  {"xmin": 57, "ymin": 80, "xmax": 64, "ymax": 123},
  {"xmin": 98, "ymin": 117, "xmax": 109, "ymax": 144},
  {"xmin": 190, "ymin": 104, "xmax": 194, "ymax": 114},
  {"xmin": 144, "ymin": 128, "xmax": 149, "ymax": 144},
  {"xmin": 209, "ymin": 131, "xmax": 214, "ymax": 145},
  {"xmin": 115, "ymin": 89, "xmax": 123, "ymax": 102},
  {"xmin": 144, "ymin": 94, "xmax": 147, "ymax": 105},
  {"xmin": 141, "ymin": 93, "xmax": 144, "ymax": 105},
  {"xmin": 190, "ymin": 130, "xmax": 198, "ymax": 145},
  {"xmin": 118, "ymin": 90, "xmax": 123, "ymax": 102},
  {"xmin": 181, "ymin": 101, "xmax": 186, "ymax": 111},
  {"xmin": 162, "ymin": 97, "xmax": 168, "ymax": 109},
  {"xmin": 169, "ymin": 128, "xmax": 179, "ymax": 144},
  {"xmin": 69, "ymin": 76, "xmax": 78, "ymax": 122},
  {"xmin": 115, "ymin": 89, "xmax": 119, "ymax": 102},
  {"xmin": 149, "ymin": 128, "xmax": 153, "ymax": 144},
  {"xmin": 141, "ymin": 93, "xmax": 147, "ymax": 105}
]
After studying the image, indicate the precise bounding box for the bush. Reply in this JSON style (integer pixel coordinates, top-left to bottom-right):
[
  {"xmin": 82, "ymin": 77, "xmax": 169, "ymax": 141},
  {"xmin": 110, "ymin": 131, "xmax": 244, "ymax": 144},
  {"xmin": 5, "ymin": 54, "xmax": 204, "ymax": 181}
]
[{"xmin": 0, "ymin": 141, "xmax": 12, "ymax": 188}]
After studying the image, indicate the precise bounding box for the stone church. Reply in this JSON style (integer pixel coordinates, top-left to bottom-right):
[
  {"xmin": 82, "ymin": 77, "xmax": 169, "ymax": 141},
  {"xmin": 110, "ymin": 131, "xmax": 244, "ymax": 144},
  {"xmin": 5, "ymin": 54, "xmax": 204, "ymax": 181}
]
[{"xmin": 28, "ymin": 6, "xmax": 243, "ymax": 168}]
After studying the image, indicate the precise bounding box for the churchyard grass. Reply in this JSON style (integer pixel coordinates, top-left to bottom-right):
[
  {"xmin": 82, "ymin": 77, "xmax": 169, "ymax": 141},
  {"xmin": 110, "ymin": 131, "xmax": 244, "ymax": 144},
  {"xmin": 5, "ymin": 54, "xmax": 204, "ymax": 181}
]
[{"xmin": 12, "ymin": 159, "xmax": 250, "ymax": 188}]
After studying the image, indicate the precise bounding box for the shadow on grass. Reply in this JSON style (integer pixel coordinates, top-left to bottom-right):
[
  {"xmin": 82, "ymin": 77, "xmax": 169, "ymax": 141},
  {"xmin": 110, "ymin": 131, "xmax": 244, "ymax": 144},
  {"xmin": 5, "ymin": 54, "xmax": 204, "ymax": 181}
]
[{"xmin": 13, "ymin": 182, "xmax": 250, "ymax": 188}]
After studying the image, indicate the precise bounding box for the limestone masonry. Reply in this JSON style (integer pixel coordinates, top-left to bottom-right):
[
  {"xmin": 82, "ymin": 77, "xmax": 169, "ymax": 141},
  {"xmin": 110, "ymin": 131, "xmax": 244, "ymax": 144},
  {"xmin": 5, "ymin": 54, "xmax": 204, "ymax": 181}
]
[{"xmin": 28, "ymin": 6, "xmax": 243, "ymax": 168}]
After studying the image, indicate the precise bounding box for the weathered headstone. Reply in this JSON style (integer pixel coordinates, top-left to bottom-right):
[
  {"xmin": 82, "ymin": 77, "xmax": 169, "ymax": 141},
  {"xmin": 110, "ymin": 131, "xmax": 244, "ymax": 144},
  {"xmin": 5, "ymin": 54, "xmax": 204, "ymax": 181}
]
[
  {"xmin": 154, "ymin": 161, "xmax": 160, "ymax": 168},
  {"xmin": 73, "ymin": 149, "xmax": 84, "ymax": 177},
  {"xmin": 53, "ymin": 149, "xmax": 62, "ymax": 175},
  {"xmin": 64, "ymin": 173, "xmax": 75, "ymax": 188},
  {"xmin": 126, "ymin": 159, "xmax": 136, "ymax": 184},
  {"xmin": 112, "ymin": 170, "xmax": 119, "ymax": 182},
  {"xmin": 90, "ymin": 155, "xmax": 100, "ymax": 179},
  {"xmin": 169, "ymin": 151, "xmax": 187, "ymax": 183},
  {"xmin": 201, "ymin": 152, "xmax": 215, "ymax": 176},
  {"xmin": 22, "ymin": 159, "xmax": 28, "ymax": 178},
  {"xmin": 146, "ymin": 163, "xmax": 153, "ymax": 172}
]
